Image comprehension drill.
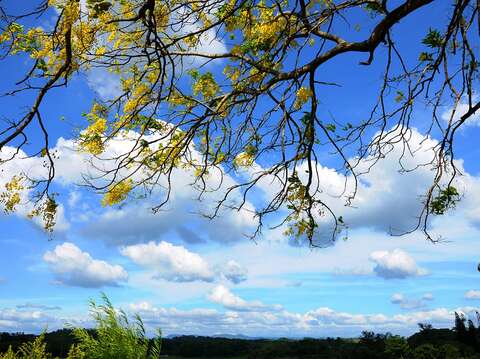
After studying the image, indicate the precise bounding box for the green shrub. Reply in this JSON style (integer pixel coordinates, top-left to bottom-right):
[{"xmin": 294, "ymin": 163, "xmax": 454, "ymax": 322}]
[
  {"xmin": 72, "ymin": 293, "xmax": 162, "ymax": 359},
  {"xmin": 6, "ymin": 334, "xmax": 51, "ymax": 359},
  {"xmin": 0, "ymin": 346, "xmax": 17, "ymax": 359},
  {"xmin": 0, "ymin": 294, "xmax": 161, "ymax": 359}
]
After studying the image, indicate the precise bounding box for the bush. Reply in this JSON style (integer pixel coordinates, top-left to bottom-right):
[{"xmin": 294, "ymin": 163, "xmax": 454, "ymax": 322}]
[
  {"xmin": 0, "ymin": 294, "xmax": 162, "ymax": 359},
  {"xmin": 72, "ymin": 293, "xmax": 161, "ymax": 359}
]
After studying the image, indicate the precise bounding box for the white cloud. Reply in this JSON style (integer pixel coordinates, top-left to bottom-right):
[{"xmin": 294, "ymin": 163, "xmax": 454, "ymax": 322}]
[
  {"xmin": 208, "ymin": 285, "xmax": 279, "ymax": 312},
  {"xmin": 441, "ymin": 98, "xmax": 480, "ymax": 127},
  {"xmin": 86, "ymin": 68, "xmax": 122, "ymax": 100},
  {"xmin": 219, "ymin": 260, "xmax": 248, "ymax": 284},
  {"xmin": 390, "ymin": 293, "xmax": 432, "ymax": 310},
  {"xmin": 391, "ymin": 293, "xmax": 405, "ymax": 304},
  {"xmin": 0, "ymin": 146, "xmax": 70, "ymax": 231},
  {"xmin": 0, "ymin": 131, "xmax": 259, "ymax": 244},
  {"xmin": 121, "ymin": 241, "xmax": 215, "ymax": 283},
  {"xmin": 369, "ymin": 249, "xmax": 428, "ymax": 279},
  {"xmin": 332, "ymin": 267, "xmax": 373, "ymax": 276},
  {"xmin": 43, "ymin": 242, "xmax": 128, "ymax": 287},
  {"xmin": 250, "ymin": 128, "xmax": 442, "ymax": 244},
  {"xmin": 1, "ymin": 294, "xmax": 477, "ymax": 337},
  {"xmin": 0, "ymin": 307, "xmax": 62, "ymax": 332},
  {"xmin": 16, "ymin": 303, "xmax": 62, "ymax": 311},
  {"xmin": 249, "ymin": 127, "xmax": 480, "ymax": 247},
  {"xmin": 464, "ymin": 290, "xmax": 480, "ymax": 299},
  {"xmin": 125, "ymin": 299, "xmax": 480, "ymax": 337},
  {"xmin": 422, "ymin": 293, "xmax": 434, "ymax": 301},
  {"xmin": 68, "ymin": 191, "xmax": 81, "ymax": 208},
  {"xmin": 122, "ymin": 241, "xmax": 250, "ymax": 284}
]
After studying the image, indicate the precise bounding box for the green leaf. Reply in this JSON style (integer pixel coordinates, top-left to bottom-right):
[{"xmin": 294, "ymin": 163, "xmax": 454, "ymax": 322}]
[
  {"xmin": 325, "ymin": 123, "xmax": 336, "ymax": 132},
  {"xmin": 418, "ymin": 52, "xmax": 433, "ymax": 62},
  {"xmin": 422, "ymin": 28, "xmax": 443, "ymax": 48}
]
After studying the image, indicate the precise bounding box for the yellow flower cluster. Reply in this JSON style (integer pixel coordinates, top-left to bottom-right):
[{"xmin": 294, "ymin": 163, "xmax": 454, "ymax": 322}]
[
  {"xmin": 79, "ymin": 103, "xmax": 108, "ymax": 155},
  {"xmin": 153, "ymin": 3, "xmax": 170, "ymax": 31},
  {"xmin": 102, "ymin": 179, "xmax": 133, "ymax": 206},
  {"xmin": 123, "ymin": 83, "xmax": 151, "ymax": 114},
  {"xmin": 192, "ymin": 73, "xmax": 219, "ymax": 99},
  {"xmin": 28, "ymin": 197, "xmax": 58, "ymax": 232},
  {"xmin": 233, "ymin": 152, "xmax": 255, "ymax": 168},
  {"xmin": 0, "ymin": 176, "xmax": 24, "ymax": 213},
  {"xmin": 294, "ymin": 87, "xmax": 312, "ymax": 109}
]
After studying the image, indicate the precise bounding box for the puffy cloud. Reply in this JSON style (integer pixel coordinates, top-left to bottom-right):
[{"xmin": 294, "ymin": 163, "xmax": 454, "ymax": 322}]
[
  {"xmin": 122, "ymin": 241, "xmax": 248, "ymax": 284},
  {"xmin": 81, "ymin": 200, "xmax": 256, "ymax": 246},
  {"xmin": 441, "ymin": 98, "xmax": 480, "ymax": 127},
  {"xmin": 0, "ymin": 146, "xmax": 70, "ymax": 231},
  {"xmin": 251, "ymin": 128, "xmax": 442, "ymax": 243},
  {"xmin": 43, "ymin": 242, "xmax": 128, "ymax": 288},
  {"xmin": 250, "ymin": 127, "xmax": 480, "ymax": 246},
  {"xmin": 121, "ymin": 241, "xmax": 215, "ymax": 283},
  {"xmin": 0, "ymin": 307, "xmax": 62, "ymax": 332},
  {"xmin": 369, "ymin": 249, "xmax": 428, "ymax": 279},
  {"xmin": 464, "ymin": 290, "xmax": 480, "ymax": 300},
  {"xmin": 390, "ymin": 293, "xmax": 432, "ymax": 310},
  {"xmin": 86, "ymin": 68, "xmax": 122, "ymax": 100},
  {"xmin": 1, "ymin": 124, "xmax": 258, "ymax": 244},
  {"xmin": 208, "ymin": 285, "xmax": 279, "ymax": 312},
  {"xmin": 53, "ymin": 134, "xmax": 258, "ymax": 245},
  {"xmin": 219, "ymin": 260, "xmax": 248, "ymax": 284},
  {"xmin": 125, "ymin": 299, "xmax": 480, "ymax": 337},
  {"xmin": 391, "ymin": 293, "xmax": 405, "ymax": 304}
]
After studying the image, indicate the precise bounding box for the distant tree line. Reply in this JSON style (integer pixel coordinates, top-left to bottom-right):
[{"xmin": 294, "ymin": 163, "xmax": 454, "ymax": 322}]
[{"xmin": 2, "ymin": 310, "xmax": 480, "ymax": 358}]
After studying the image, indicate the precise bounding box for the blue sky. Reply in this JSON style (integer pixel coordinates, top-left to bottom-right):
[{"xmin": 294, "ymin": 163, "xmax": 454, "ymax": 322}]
[{"xmin": 0, "ymin": 0, "xmax": 480, "ymax": 338}]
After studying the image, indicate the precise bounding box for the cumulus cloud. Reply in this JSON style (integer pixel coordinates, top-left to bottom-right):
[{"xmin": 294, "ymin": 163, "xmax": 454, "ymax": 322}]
[
  {"xmin": 125, "ymin": 299, "xmax": 480, "ymax": 338},
  {"xmin": 441, "ymin": 98, "xmax": 480, "ymax": 127},
  {"xmin": 121, "ymin": 241, "xmax": 215, "ymax": 283},
  {"xmin": 0, "ymin": 307, "xmax": 62, "ymax": 332},
  {"xmin": 390, "ymin": 293, "xmax": 432, "ymax": 310},
  {"xmin": 208, "ymin": 285, "xmax": 279, "ymax": 312},
  {"xmin": 369, "ymin": 249, "xmax": 428, "ymax": 279},
  {"xmin": 43, "ymin": 242, "xmax": 128, "ymax": 287},
  {"xmin": 0, "ymin": 305, "xmax": 92, "ymax": 333},
  {"xmin": 122, "ymin": 241, "xmax": 248, "ymax": 284},
  {"xmin": 391, "ymin": 293, "xmax": 405, "ymax": 304},
  {"xmin": 248, "ymin": 127, "xmax": 480, "ymax": 246},
  {"xmin": 250, "ymin": 128, "xmax": 442, "ymax": 244},
  {"xmin": 0, "ymin": 119, "xmax": 259, "ymax": 243},
  {"xmin": 464, "ymin": 290, "xmax": 480, "ymax": 300},
  {"xmin": 0, "ymin": 146, "xmax": 70, "ymax": 231},
  {"xmin": 47, "ymin": 134, "xmax": 258, "ymax": 245},
  {"xmin": 219, "ymin": 260, "xmax": 248, "ymax": 284},
  {"xmin": 86, "ymin": 68, "xmax": 122, "ymax": 100}
]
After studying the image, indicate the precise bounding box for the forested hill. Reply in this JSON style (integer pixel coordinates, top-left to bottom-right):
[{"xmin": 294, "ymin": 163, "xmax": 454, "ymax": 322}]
[{"xmin": 2, "ymin": 315, "xmax": 480, "ymax": 359}]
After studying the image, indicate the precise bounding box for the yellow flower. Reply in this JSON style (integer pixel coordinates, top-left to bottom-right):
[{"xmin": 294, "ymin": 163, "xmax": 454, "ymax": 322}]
[
  {"xmin": 294, "ymin": 87, "xmax": 312, "ymax": 109},
  {"xmin": 101, "ymin": 179, "xmax": 133, "ymax": 206},
  {"xmin": 233, "ymin": 152, "xmax": 255, "ymax": 167},
  {"xmin": 192, "ymin": 73, "xmax": 219, "ymax": 99}
]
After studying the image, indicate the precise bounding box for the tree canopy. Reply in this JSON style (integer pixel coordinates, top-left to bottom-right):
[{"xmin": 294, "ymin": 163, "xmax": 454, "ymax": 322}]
[{"xmin": 0, "ymin": 0, "xmax": 478, "ymax": 245}]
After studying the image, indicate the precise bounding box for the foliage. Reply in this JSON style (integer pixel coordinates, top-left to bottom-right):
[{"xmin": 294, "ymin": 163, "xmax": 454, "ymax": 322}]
[
  {"xmin": 430, "ymin": 186, "xmax": 461, "ymax": 215},
  {"xmin": 0, "ymin": 334, "xmax": 51, "ymax": 359},
  {"xmin": 0, "ymin": 295, "xmax": 161, "ymax": 359},
  {"xmin": 0, "ymin": 0, "xmax": 478, "ymax": 246},
  {"xmin": 72, "ymin": 293, "xmax": 162, "ymax": 359},
  {"xmin": 384, "ymin": 335, "xmax": 411, "ymax": 358}
]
